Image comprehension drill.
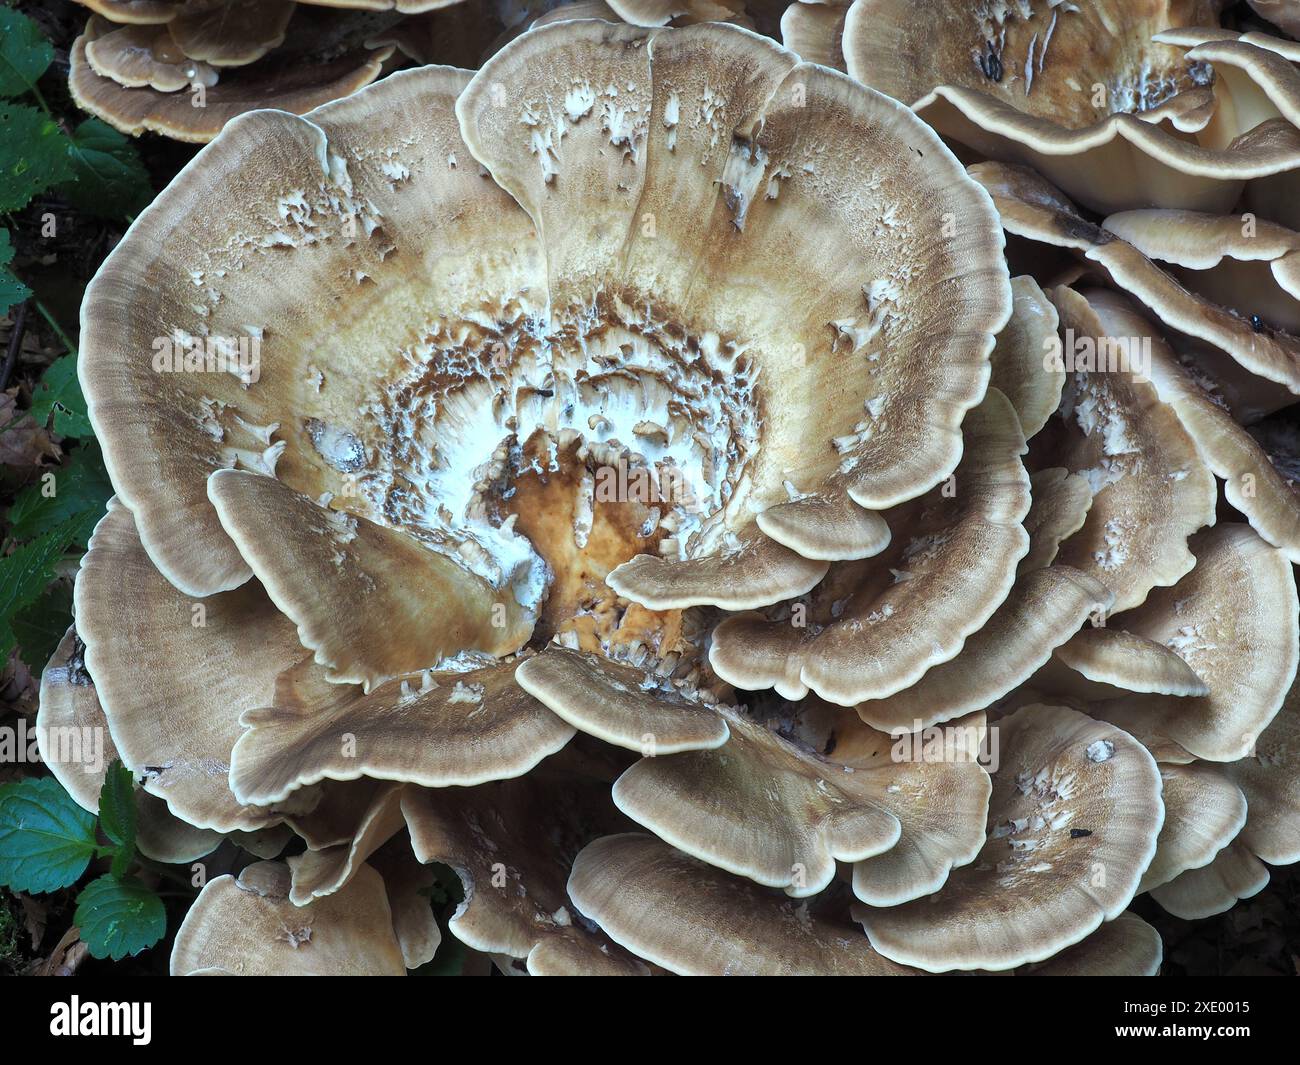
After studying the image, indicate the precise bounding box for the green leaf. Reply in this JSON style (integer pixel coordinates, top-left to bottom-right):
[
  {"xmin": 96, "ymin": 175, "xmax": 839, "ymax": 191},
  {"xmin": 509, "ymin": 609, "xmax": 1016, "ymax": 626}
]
[
  {"xmin": 7, "ymin": 442, "xmax": 112, "ymax": 540},
  {"xmin": 99, "ymin": 761, "xmax": 138, "ymax": 881},
  {"xmin": 98, "ymin": 761, "xmax": 136, "ymax": 854},
  {"xmin": 0, "ymin": 777, "xmax": 97, "ymax": 894},
  {"xmin": 0, "ymin": 447, "xmax": 103, "ymax": 667},
  {"xmin": 11, "ymin": 581, "xmax": 72, "ymax": 671},
  {"xmin": 0, "ymin": 514, "xmax": 94, "ymax": 662},
  {"xmin": 0, "ymin": 9, "xmax": 54, "ymax": 98},
  {"xmin": 28, "ymin": 353, "xmax": 92, "ymax": 439},
  {"xmin": 58, "ymin": 119, "xmax": 153, "ymax": 218},
  {"xmin": 0, "ymin": 101, "xmax": 73, "ymax": 214},
  {"xmin": 421, "ymin": 862, "xmax": 464, "ymax": 907},
  {"xmin": 74, "ymin": 875, "xmax": 166, "ymax": 961},
  {"xmin": 108, "ymin": 842, "xmax": 133, "ymax": 882},
  {"xmin": 0, "ymin": 230, "xmax": 31, "ymax": 317}
]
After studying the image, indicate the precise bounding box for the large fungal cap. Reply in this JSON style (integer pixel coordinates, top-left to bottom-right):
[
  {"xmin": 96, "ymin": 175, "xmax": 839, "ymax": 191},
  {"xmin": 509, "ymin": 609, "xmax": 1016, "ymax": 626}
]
[
  {"xmin": 1025, "ymin": 911, "xmax": 1162, "ymax": 976},
  {"xmin": 69, "ymin": 11, "xmax": 398, "ymax": 143},
  {"xmin": 79, "ymin": 24, "xmax": 1010, "ymax": 701},
  {"xmin": 38, "ymin": 626, "xmax": 223, "ymax": 863},
  {"xmin": 1084, "ymin": 524, "xmax": 1299, "ymax": 762},
  {"xmin": 709, "ymin": 388, "xmax": 1030, "ymax": 706},
  {"xmin": 229, "ymin": 656, "xmax": 574, "ymax": 804},
  {"xmin": 73, "ymin": 500, "xmax": 307, "ymax": 832},
  {"xmin": 842, "ymin": 0, "xmax": 1300, "ymax": 214},
  {"xmin": 1140, "ymin": 762, "xmax": 1246, "ymax": 893},
  {"xmin": 853, "ymin": 443, "xmax": 1111, "ymax": 734},
  {"xmin": 1148, "ymin": 841, "xmax": 1270, "ymax": 919},
  {"xmin": 457, "ymin": 19, "xmax": 1010, "ymax": 519},
  {"xmin": 1044, "ymin": 287, "xmax": 1218, "ymax": 612},
  {"xmin": 970, "ymin": 162, "xmax": 1300, "ymax": 396},
  {"xmin": 84, "ymin": 23, "xmax": 219, "ymax": 93},
  {"xmin": 514, "ymin": 645, "xmax": 728, "ymax": 754},
  {"xmin": 171, "ymin": 860, "xmax": 407, "ymax": 975},
  {"xmin": 207, "ymin": 468, "xmax": 533, "ymax": 687},
  {"xmin": 856, "ymin": 705, "xmax": 1163, "ymax": 972},
  {"xmin": 78, "ymin": 65, "xmax": 536, "ymax": 599},
  {"xmin": 852, "ymin": 567, "xmax": 1112, "ymax": 734},
  {"xmin": 1053, "ymin": 628, "xmax": 1210, "ymax": 698},
  {"xmin": 1222, "ymin": 674, "xmax": 1300, "ymax": 866},
  {"xmin": 568, "ymin": 833, "xmax": 922, "ymax": 975},
  {"xmin": 609, "ymin": 702, "xmax": 990, "ymax": 901},
  {"xmin": 779, "ymin": 1, "xmax": 847, "ymax": 72},
  {"xmin": 1143, "ymin": 314, "xmax": 1300, "ymax": 562}
]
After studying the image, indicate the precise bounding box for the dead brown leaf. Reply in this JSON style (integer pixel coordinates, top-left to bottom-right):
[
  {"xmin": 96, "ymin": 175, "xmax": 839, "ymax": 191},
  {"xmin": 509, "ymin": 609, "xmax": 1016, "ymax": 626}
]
[
  {"xmin": 18, "ymin": 893, "xmax": 47, "ymax": 951},
  {"xmin": 0, "ymin": 390, "xmax": 59, "ymax": 467}
]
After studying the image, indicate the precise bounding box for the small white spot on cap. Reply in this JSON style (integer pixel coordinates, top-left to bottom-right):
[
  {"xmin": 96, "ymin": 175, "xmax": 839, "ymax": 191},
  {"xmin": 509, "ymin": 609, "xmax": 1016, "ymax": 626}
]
[{"xmin": 1085, "ymin": 739, "xmax": 1115, "ymax": 763}]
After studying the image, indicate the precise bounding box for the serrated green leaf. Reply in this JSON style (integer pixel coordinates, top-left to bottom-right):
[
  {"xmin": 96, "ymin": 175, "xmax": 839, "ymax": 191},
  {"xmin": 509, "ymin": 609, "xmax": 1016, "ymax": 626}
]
[
  {"xmin": 0, "ymin": 101, "xmax": 73, "ymax": 214},
  {"xmin": 0, "ymin": 777, "xmax": 97, "ymax": 893},
  {"xmin": 7, "ymin": 442, "xmax": 112, "ymax": 540},
  {"xmin": 0, "ymin": 514, "xmax": 94, "ymax": 662},
  {"xmin": 108, "ymin": 842, "xmax": 133, "ymax": 882},
  {"xmin": 28, "ymin": 353, "xmax": 92, "ymax": 439},
  {"xmin": 74, "ymin": 875, "xmax": 166, "ymax": 961},
  {"xmin": 0, "ymin": 230, "xmax": 30, "ymax": 317},
  {"xmin": 58, "ymin": 119, "xmax": 153, "ymax": 218},
  {"xmin": 0, "ymin": 9, "xmax": 54, "ymax": 98},
  {"xmin": 98, "ymin": 760, "xmax": 136, "ymax": 854},
  {"xmin": 11, "ymin": 581, "xmax": 72, "ymax": 671},
  {"xmin": 100, "ymin": 762, "xmax": 138, "ymax": 882}
]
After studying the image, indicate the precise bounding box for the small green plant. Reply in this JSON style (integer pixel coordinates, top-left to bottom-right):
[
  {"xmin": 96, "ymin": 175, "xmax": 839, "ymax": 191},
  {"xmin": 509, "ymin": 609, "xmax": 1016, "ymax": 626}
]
[
  {"xmin": 0, "ymin": 7, "xmax": 152, "ymax": 234},
  {"xmin": 0, "ymin": 7, "xmax": 137, "ymax": 672},
  {"xmin": 0, "ymin": 763, "xmax": 167, "ymax": 960},
  {"xmin": 0, "ymin": 890, "xmax": 21, "ymax": 974},
  {"xmin": 0, "ymin": 439, "xmax": 111, "ymax": 669}
]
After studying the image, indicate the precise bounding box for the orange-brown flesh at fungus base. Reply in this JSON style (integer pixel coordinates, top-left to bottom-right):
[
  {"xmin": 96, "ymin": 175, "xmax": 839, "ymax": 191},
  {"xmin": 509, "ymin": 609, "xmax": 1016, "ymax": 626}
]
[{"xmin": 492, "ymin": 427, "xmax": 689, "ymax": 660}]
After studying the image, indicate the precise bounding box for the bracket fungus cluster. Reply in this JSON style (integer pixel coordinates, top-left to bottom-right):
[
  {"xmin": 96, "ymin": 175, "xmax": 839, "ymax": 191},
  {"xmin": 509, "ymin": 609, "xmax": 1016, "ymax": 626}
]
[
  {"xmin": 39, "ymin": 1, "xmax": 1300, "ymax": 976},
  {"xmin": 64, "ymin": 0, "xmax": 785, "ymax": 142},
  {"xmin": 66, "ymin": 0, "xmax": 497, "ymax": 142}
]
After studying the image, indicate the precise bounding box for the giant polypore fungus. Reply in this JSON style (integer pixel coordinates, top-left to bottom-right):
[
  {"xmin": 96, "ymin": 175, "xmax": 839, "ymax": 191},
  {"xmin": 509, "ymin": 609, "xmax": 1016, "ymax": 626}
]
[
  {"xmin": 65, "ymin": 17, "xmax": 1018, "ymax": 974},
  {"xmin": 855, "ymin": 705, "xmax": 1163, "ymax": 972},
  {"xmin": 48, "ymin": 2, "xmax": 1300, "ymax": 976},
  {"xmin": 66, "ymin": 1, "xmax": 496, "ymax": 142},
  {"xmin": 836, "ymin": 0, "xmax": 1300, "ymax": 214}
]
